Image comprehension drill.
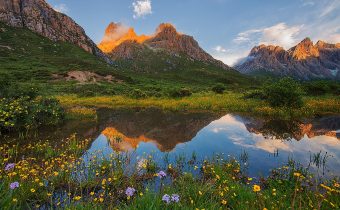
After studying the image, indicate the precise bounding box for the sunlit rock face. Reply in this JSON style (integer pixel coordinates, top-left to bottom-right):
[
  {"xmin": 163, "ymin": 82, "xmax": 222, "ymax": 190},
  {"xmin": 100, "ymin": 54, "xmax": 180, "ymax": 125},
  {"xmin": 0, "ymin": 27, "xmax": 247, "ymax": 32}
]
[
  {"xmin": 97, "ymin": 22, "xmax": 230, "ymax": 70},
  {"xmin": 235, "ymin": 38, "xmax": 340, "ymax": 80},
  {"xmin": 98, "ymin": 22, "xmax": 150, "ymax": 53},
  {"xmin": 0, "ymin": 0, "xmax": 112, "ymax": 63}
]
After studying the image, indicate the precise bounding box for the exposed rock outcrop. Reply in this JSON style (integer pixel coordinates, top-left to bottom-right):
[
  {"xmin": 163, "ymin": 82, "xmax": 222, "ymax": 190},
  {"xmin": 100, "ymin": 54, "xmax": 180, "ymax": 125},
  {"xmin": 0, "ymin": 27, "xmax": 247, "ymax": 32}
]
[
  {"xmin": 235, "ymin": 38, "xmax": 340, "ymax": 80},
  {"xmin": 0, "ymin": 0, "xmax": 112, "ymax": 63},
  {"xmin": 98, "ymin": 22, "xmax": 230, "ymax": 70},
  {"xmin": 98, "ymin": 22, "xmax": 150, "ymax": 53}
]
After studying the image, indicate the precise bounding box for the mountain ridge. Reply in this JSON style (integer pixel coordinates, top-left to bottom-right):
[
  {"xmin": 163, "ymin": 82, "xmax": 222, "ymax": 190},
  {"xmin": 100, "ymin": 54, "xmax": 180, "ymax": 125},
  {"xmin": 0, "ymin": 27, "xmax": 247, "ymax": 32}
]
[
  {"xmin": 235, "ymin": 38, "xmax": 340, "ymax": 80},
  {"xmin": 98, "ymin": 22, "xmax": 230, "ymax": 70},
  {"xmin": 0, "ymin": 0, "xmax": 112, "ymax": 63}
]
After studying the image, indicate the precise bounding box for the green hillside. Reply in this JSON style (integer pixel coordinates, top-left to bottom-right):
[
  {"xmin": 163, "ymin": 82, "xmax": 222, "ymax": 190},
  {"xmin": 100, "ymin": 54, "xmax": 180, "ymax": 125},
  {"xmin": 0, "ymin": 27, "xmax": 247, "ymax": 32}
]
[{"xmin": 0, "ymin": 22, "xmax": 257, "ymax": 97}]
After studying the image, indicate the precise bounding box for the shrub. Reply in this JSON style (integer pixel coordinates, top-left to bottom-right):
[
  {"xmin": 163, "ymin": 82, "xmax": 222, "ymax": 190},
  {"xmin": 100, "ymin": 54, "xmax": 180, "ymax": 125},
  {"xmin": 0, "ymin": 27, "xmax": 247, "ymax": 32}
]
[
  {"xmin": 263, "ymin": 77, "xmax": 304, "ymax": 108},
  {"xmin": 129, "ymin": 89, "xmax": 148, "ymax": 99},
  {"xmin": 170, "ymin": 88, "xmax": 192, "ymax": 98},
  {"xmin": 243, "ymin": 89, "xmax": 267, "ymax": 99},
  {"xmin": 212, "ymin": 84, "xmax": 226, "ymax": 94},
  {"xmin": 0, "ymin": 97, "xmax": 64, "ymax": 132}
]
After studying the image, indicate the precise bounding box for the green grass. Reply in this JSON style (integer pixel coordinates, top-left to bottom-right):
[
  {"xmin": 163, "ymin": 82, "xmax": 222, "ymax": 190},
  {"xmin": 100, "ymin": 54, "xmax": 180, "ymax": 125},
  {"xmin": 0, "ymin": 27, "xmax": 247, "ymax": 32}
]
[
  {"xmin": 56, "ymin": 92, "xmax": 340, "ymax": 119},
  {"xmin": 0, "ymin": 22, "xmax": 257, "ymax": 99}
]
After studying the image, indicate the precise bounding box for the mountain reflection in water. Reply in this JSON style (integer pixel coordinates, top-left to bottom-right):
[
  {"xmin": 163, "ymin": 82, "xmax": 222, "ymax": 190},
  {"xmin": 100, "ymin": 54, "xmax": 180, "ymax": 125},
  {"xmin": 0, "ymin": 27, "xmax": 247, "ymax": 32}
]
[{"xmin": 84, "ymin": 109, "xmax": 340, "ymax": 176}]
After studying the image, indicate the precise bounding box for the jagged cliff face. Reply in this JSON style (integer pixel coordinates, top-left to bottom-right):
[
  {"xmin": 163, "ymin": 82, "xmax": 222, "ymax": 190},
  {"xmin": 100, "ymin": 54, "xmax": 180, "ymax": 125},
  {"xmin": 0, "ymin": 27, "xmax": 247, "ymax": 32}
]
[
  {"xmin": 98, "ymin": 22, "xmax": 150, "ymax": 53},
  {"xmin": 236, "ymin": 38, "xmax": 340, "ymax": 80},
  {"xmin": 98, "ymin": 22, "xmax": 229, "ymax": 70},
  {"xmin": 0, "ymin": 0, "xmax": 111, "ymax": 63}
]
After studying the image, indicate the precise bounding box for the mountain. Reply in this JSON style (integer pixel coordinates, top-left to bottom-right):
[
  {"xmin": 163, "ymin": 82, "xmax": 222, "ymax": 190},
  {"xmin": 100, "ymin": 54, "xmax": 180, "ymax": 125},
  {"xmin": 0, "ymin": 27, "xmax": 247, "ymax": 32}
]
[
  {"xmin": 98, "ymin": 22, "xmax": 150, "ymax": 53},
  {"xmin": 98, "ymin": 22, "xmax": 229, "ymax": 70},
  {"xmin": 235, "ymin": 38, "xmax": 340, "ymax": 80},
  {"xmin": 0, "ymin": 0, "xmax": 111, "ymax": 63}
]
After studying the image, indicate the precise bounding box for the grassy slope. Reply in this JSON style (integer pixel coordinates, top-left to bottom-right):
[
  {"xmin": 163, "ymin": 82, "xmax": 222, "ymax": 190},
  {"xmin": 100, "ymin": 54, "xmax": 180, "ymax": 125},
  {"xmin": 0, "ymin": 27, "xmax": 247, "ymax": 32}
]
[
  {"xmin": 0, "ymin": 22, "xmax": 256, "ymax": 97},
  {"xmin": 1, "ymin": 23, "xmax": 339, "ymax": 118}
]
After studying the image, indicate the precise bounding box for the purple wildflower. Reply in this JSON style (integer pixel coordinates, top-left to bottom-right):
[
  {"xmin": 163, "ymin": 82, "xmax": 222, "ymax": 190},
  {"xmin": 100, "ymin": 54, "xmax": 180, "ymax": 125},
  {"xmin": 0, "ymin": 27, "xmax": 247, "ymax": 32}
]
[
  {"xmin": 171, "ymin": 194, "xmax": 180, "ymax": 203},
  {"xmin": 157, "ymin": 170, "xmax": 167, "ymax": 179},
  {"xmin": 125, "ymin": 187, "xmax": 136, "ymax": 197},
  {"xmin": 10, "ymin": 182, "xmax": 19, "ymax": 190},
  {"xmin": 162, "ymin": 194, "xmax": 171, "ymax": 204},
  {"xmin": 5, "ymin": 163, "xmax": 15, "ymax": 171}
]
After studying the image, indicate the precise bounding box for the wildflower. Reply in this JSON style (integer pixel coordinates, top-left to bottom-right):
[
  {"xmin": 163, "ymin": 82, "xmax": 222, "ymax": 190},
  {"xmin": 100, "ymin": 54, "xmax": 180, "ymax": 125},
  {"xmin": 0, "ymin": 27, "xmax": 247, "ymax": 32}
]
[
  {"xmin": 99, "ymin": 197, "xmax": 104, "ymax": 203},
  {"xmin": 74, "ymin": 196, "xmax": 81, "ymax": 201},
  {"xmin": 198, "ymin": 191, "xmax": 203, "ymax": 195},
  {"xmin": 125, "ymin": 187, "xmax": 136, "ymax": 197},
  {"xmin": 162, "ymin": 194, "xmax": 171, "ymax": 204},
  {"xmin": 263, "ymin": 208, "xmax": 268, "ymax": 210},
  {"xmin": 171, "ymin": 194, "xmax": 180, "ymax": 203},
  {"xmin": 31, "ymin": 188, "xmax": 36, "ymax": 193},
  {"xmin": 10, "ymin": 182, "xmax": 19, "ymax": 190},
  {"xmin": 221, "ymin": 199, "xmax": 227, "ymax": 205},
  {"xmin": 139, "ymin": 192, "xmax": 144, "ymax": 196},
  {"xmin": 253, "ymin": 185, "xmax": 261, "ymax": 192},
  {"xmin": 90, "ymin": 192, "xmax": 95, "ymax": 196},
  {"xmin": 5, "ymin": 163, "xmax": 15, "ymax": 171},
  {"xmin": 53, "ymin": 172, "xmax": 59, "ymax": 176},
  {"xmin": 12, "ymin": 198, "xmax": 18, "ymax": 203},
  {"xmin": 157, "ymin": 171, "xmax": 167, "ymax": 179},
  {"xmin": 294, "ymin": 172, "xmax": 301, "ymax": 177}
]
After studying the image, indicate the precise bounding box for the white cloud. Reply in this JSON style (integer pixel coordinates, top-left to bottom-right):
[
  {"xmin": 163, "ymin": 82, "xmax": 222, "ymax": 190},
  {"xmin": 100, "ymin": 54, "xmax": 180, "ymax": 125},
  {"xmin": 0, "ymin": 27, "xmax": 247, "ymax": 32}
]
[
  {"xmin": 132, "ymin": 0, "xmax": 152, "ymax": 19},
  {"xmin": 233, "ymin": 23, "xmax": 303, "ymax": 49},
  {"xmin": 213, "ymin": 45, "xmax": 228, "ymax": 53},
  {"xmin": 53, "ymin": 3, "xmax": 69, "ymax": 14},
  {"xmin": 320, "ymin": 0, "xmax": 340, "ymax": 17},
  {"xmin": 212, "ymin": 49, "xmax": 250, "ymax": 66}
]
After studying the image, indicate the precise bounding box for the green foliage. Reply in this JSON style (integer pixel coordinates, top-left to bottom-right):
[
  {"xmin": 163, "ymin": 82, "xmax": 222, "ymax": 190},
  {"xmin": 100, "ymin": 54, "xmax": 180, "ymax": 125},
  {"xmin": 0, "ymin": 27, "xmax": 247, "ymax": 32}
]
[
  {"xmin": 211, "ymin": 83, "xmax": 226, "ymax": 94},
  {"xmin": 129, "ymin": 89, "xmax": 148, "ymax": 99},
  {"xmin": 170, "ymin": 88, "xmax": 193, "ymax": 98},
  {"xmin": 243, "ymin": 89, "xmax": 267, "ymax": 99},
  {"xmin": 263, "ymin": 78, "xmax": 305, "ymax": 108},
  {"xmin": 303, "ymin": 80, "xmax": 340, "ymax": 96},
  {"xmin": 0, "ymin": 96, "xmax": 64, "ymax": 132}
]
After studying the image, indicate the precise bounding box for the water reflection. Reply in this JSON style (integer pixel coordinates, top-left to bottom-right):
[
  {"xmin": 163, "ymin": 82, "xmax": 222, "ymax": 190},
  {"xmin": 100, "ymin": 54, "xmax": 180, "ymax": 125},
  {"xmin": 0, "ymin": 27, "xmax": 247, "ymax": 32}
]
[{"xmin": 86, "ymin": 109, "xmax": 340, "ymax": 176}]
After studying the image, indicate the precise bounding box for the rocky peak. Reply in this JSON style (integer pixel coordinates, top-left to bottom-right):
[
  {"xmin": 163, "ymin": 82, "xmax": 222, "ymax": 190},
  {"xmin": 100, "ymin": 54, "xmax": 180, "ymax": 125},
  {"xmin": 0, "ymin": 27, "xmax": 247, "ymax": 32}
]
[
  {"xmin": 98, "ymin": 22, "xmax": 149, "ymax": 53},
  {"xmin": 316, "ymin": 40, "xmax": 340, "ymax": 49},
  {"xmin": 249, "ymin": 44, "xmax": 284, "ymax": 57},
  {"xmin": 155, "ymin": 23, "xmax": 178, "ymax": 35},
  {"xmin": 0, "ymin": 0, "xmax": 112, "ymax": 63},
  {"xmin": 235, "ymin": 38, "xmax": 340, "ymax": 80},
  {"xmin": 290, "ymin": 37, "xmax": 319, "ymax": 60}
]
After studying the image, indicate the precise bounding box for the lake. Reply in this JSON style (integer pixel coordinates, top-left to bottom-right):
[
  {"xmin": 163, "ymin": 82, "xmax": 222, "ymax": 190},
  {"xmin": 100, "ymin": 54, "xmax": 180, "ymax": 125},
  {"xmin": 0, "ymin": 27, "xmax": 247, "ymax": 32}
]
[{"xmin": 3, "ymin": 108, "xmax": 340, "ymax": 177}]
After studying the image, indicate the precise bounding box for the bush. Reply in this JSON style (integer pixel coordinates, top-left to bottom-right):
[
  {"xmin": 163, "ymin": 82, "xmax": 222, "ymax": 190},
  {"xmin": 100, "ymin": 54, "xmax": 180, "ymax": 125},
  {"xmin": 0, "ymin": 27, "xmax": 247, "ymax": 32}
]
[
  {"xmin": 170, "ymin": 88, "xmax": 192, "ymax": 98},
  {"xmin": 129, "ymin": 89, "xmax": 148, "ymax": 99},
  {"xmin": 0, "ymin": 97, "xmax": 64, "ymax": 132},
  {"xmin": 263, "ymin": 77, "xmax": 304, "ymax": 108},
  {"xmin": 243, "ymin": 89, "xmax": 267, "ymax": 99},
  {"xmin": 212, "ymin": 84, "xmax": 226, "ymax": 94}
]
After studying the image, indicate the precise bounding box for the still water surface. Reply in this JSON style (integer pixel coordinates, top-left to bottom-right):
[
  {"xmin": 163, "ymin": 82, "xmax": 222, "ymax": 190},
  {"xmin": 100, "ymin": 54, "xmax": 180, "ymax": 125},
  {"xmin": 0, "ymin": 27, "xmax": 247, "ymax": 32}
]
[
  {"xmin": 4, "ymin": 108, "xmax": 340, "ymax": 177},
  {"xmin": 83, "ymin": 109, "xmax": 340, "ymax": 177}
]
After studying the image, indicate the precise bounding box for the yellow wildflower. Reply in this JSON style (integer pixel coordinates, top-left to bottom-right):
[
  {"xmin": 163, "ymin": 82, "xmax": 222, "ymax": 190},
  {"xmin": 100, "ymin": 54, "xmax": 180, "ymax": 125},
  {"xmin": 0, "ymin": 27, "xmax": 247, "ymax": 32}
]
[{"xmin": 253, "ymin": 185, "xmax": 261, "ymax": 192}]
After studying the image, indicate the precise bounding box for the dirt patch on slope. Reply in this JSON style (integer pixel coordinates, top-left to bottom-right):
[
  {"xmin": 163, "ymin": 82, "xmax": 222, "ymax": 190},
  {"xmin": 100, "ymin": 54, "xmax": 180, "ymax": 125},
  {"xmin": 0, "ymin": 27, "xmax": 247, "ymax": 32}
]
[{"xmin": 52, "ymin": 71, "xmax": 123, "ymax": 84}]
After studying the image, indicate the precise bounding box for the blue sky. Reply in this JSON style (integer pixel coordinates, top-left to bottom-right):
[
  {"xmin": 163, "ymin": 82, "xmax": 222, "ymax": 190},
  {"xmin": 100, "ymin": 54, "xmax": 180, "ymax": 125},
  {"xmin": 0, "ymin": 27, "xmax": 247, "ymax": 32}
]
[{"xmin": 47, "ymin": 0, "xmax": 340, "ymax": 66}]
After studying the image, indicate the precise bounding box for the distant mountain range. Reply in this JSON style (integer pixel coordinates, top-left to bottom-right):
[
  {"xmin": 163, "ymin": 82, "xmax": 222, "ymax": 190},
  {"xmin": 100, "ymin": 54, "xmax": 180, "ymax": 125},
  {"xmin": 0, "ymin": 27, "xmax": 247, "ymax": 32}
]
[
  {"xmin": 98, "ymin": 22, "xmax": 229, "ymax": 70},
  {"xmin": 235, "ymin": 38, "xmax": 340, "ymax": 80},
  {"xmin": 1, "ymin": 0, "xmax": 339, "ymax": 81}
]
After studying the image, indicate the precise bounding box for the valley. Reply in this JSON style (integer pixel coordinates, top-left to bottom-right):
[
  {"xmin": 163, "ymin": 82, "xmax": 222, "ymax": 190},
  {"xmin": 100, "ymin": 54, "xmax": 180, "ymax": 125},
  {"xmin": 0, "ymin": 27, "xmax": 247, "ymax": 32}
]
[{"xmin": 0, "ymin": 0, "xmax": 340, "ymax": 209}]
